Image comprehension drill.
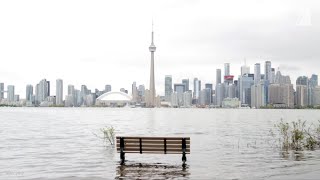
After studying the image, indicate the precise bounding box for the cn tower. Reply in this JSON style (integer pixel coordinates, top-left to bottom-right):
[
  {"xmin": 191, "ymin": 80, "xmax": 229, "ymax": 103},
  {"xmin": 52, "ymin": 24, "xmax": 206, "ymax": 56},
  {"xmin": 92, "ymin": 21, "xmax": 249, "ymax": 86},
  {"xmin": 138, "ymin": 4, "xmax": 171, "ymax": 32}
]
[{"xmin": 148, "ymin": 23, "xmax": 156, "ymax": 107}]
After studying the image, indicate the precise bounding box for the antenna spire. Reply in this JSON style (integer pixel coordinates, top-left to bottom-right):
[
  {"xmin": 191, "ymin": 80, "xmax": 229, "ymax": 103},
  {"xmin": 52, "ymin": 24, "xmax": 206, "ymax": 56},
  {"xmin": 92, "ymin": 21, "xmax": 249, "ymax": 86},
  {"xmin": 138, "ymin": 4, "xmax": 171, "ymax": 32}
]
[{"xmin": 151, "ymin": 19, "xmax": 154, "ymax": 44}]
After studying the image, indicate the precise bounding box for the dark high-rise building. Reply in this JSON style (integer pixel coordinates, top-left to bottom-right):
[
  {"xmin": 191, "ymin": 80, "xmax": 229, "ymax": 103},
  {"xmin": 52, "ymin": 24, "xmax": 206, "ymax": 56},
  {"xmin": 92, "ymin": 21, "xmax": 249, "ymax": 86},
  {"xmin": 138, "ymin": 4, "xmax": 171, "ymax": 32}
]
[
  {"xmin": 182, "ymin": 79, "xmax": 189, "ymax": 91},
  {"xmin": 47, "ymin": 81, "xmax": 50, "ymax": 96},
  {"xmin": 165, "ymin": 75, "xmax": 172, "ymax": 102},
  {"xmin": 296, "ymin": 76, "xmax": 308, "ymax": 86},
  {"xmin": 174, "ymin": 83, "xmax": 186, "ymax": 93}
]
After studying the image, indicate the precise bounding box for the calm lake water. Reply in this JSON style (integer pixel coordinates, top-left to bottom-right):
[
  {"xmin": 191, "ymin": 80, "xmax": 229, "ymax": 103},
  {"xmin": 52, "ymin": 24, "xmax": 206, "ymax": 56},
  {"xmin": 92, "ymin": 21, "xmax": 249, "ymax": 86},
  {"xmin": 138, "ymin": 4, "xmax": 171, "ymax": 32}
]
[{"xmin": 1, "ymin": 108, "xmax": 320, "ymax": 180}]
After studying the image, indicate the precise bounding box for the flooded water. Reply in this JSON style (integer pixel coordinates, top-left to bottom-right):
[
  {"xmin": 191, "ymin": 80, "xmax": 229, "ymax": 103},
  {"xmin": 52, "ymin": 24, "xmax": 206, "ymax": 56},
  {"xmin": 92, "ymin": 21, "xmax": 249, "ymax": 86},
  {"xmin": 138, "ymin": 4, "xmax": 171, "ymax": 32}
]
[{"xmin": 1, "ymin": 108, "xmax": 320, "ymax": 179}]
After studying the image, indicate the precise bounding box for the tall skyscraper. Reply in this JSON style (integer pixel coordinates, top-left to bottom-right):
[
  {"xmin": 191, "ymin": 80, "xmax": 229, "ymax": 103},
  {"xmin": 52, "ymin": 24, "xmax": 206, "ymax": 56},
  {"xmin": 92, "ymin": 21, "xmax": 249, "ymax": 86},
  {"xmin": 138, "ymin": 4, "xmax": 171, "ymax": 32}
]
[
  {"xmin": 37, "ymin": 79, "xmax": 49, "ymax": 103},
  {"xmin": 148, "ymin": 23, "xmax": 156, "ymax": 107},
  {"xmin": 265, "ymin": 61, "xmax": 272, "ymax": 82},
  {"xmin": 7, "ymin": 85, "xmax": 15, "ymax": 102},
  {"xmin": 165, "ymin": 75, "xmax": 172, "ymax": 102},
  {"xmin": 182, "ymin": 79, "xmax": 189, "ymax": 91},
  {"xmin": 216, "ymin": 69, "xmax": 221, "ymax": 85},
  {"xmin": 0, "ymin": 83, "xmax": 4, "ymax": 100},
  {"xmin": 224, "ymin": 63, "xmax": 230, "ymax": 76},
  {"xmin": 81, "ymin": 85, "xmax": 88, "ymax": 105},
  {"xmin": 26, "ymin": 85, "xmax": 33, "ymax": 101},
  {"xmin": 193, "ymin": 78, "xmax": 201, "ymax": 101},
  {"xmin": 254, "ymin": 63, "xmax": 261, "ymax": 85},
  {"xmin": 56, "ymin": 79, "xmax": 63, "ymax": 105}
]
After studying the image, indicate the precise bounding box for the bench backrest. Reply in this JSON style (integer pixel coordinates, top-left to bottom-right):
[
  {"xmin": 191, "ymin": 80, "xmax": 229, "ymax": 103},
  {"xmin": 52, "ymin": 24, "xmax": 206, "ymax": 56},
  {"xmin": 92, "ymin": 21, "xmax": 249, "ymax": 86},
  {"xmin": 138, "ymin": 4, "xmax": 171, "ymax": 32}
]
[{"xmin": 116, "ymin": 136, "xmax": 190, "ymax": 154}]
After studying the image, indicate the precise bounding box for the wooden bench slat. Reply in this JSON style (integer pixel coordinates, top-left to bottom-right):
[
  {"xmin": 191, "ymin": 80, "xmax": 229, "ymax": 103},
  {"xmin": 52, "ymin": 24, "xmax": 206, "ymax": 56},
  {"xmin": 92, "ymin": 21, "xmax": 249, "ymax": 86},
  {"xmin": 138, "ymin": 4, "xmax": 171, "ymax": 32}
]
[
  {"xmin": 116, "ymin": 136, "xmax": 190, "ymax": 140},
  {"xmin": 116, "ymin": 139, "xmax": 190, "ymax": 144},
  {"xmin": 118, "ymin": 151, "xmax": 191, "ymax": 154},
  {"xmin": 116, "ymin": 144, "xmax": 190, "ymax": 149},
  {"xmin": 116, "ymin": 147, "xmax": 190, "ymax": 152}
]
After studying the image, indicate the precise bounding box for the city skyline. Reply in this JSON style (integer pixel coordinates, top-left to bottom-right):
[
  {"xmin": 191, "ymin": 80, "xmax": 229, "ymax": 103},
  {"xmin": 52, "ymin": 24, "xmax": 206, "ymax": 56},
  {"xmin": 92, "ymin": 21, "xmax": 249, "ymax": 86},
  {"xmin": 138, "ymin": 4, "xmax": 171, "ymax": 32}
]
[{"xmin": 0, "ymin": 0, "xmax": 319, "ymax": 97}]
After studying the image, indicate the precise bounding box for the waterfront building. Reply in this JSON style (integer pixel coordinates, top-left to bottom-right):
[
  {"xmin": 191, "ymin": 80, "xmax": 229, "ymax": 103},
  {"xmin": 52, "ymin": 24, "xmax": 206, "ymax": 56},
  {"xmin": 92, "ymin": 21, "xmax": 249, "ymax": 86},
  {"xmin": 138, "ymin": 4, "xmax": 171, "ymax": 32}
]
[
  {"xmin": 75, "ymin": 90, "xmax": 81, "ymax": 106},
  {"xmin": 268, "ymin": 84, "xmax": 294, "ymax": 108},
  {"xmin": 56, "ymin": 79, "xmax": 63, "ymax": 105},
  {"xmin": 296, "ymin": 85, "xmax": 308, "ymax": 107},
  {"xmin": 68, "ymin": 85, "xmax": 76, "ymax": 106},
  {"xmin": 216, "ymin": 69, "xmax": 221, "ymax": 85},
  {"xmin": 81, "ymin": 85, "xmax": 88, "ymax": 105},
  {"xmin": 0, "ymin": 83, "xmax": 4, "ymax": 100},
  {"xmin": 239, "ymin": 74, "xmax": 254, "ymax": 105},
  {"xmin": 165, "ymin": 75, "xmax": 172, "ymax": 102},
  {"xmin": 215, "ymin": 83, "xmax": 224, "ymax": 107},
  {"xmin": 14, "ymin": 95, "xmax": 19, "ymax": 102},
  {"xmin": 183, "ymin": 91, "xmax": 192, "ymax": 107},
  {"xmin": 205, "ymin": 83, "xmax": 213, "ymax": 103},
  {"xmin": 7, "ymin": 85, "xmax": 15, "ymax": 102},
  {"xmin": 174, "ymin": 83, "xmax": 185, "ymax": 106},
  {"xmin": 254, "ymin": 63, "xmax": 261, "ymax": 85},
  {"xmin": 171, "ymin": 92, "xmax": 178, "ymax": 107},
  {"xmin": 148, "ymin": 24, "xmax": 157, "ymax": 107},
  {"xmin": 26, "ymin": 84, "xmax": 33, "ymax": 102},
  {"xmin": 312, "ymin": 86, "xmax": 320, "ymax": 106},
  {"xmin": 222, "ymin": 98, "xmax": 240, "ymax": 108},
  {"xmin": 199, "ymin": 88, "xmax": 212, "ymax": 105},
  {"xmin": 65, "ymin": 95, "xmax": 74, "ymax": 107},
  {"xmin": 251, "ymin": 81, "xmax": 266, "ymax": 108}
]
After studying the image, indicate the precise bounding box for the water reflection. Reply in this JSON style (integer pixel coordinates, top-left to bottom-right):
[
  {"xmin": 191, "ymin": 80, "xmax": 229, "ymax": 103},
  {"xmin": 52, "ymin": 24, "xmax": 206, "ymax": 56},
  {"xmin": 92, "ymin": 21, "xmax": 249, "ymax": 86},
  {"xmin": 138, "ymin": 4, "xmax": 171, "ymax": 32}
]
[
  {"xmin": 115, "ymin": 163, "xmax": 190, "ymax": 179},
  {"xmin": 280, "ymin": 151, "xmax": 311, "ymax": 161}
]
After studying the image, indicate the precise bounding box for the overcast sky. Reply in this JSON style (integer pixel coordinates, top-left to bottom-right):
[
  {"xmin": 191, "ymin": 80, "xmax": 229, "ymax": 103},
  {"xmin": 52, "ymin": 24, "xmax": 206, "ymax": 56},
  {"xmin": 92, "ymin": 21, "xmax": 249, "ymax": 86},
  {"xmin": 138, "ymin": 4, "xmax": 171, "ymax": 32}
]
[{"xmin": 0, "ymin": 0, "xmax": 319, "ymax": 98}]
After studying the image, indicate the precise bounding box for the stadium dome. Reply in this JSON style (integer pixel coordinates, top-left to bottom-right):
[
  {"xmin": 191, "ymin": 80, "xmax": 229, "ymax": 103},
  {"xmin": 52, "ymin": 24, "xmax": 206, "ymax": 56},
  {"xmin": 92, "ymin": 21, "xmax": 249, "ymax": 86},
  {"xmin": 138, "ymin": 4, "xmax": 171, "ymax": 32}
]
[
  {"xmin": 96, "ymin": 91, "xmax": 132, "ymax": 107},
  {"xmin": 97, "ymin": 91, "xmax": 132, "ymax": 102}
]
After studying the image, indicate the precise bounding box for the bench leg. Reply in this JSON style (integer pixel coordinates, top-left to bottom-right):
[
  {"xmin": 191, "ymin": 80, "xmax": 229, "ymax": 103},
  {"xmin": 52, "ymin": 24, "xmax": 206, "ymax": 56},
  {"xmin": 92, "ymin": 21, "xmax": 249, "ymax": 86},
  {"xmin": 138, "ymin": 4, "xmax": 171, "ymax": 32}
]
[
  {"xmin": 182, "ymin": 152, "xmax": 187, "ymax": 166},
  {"xmin": 120, "ymin": 151, "xmax": 125, "ymax": 165}
]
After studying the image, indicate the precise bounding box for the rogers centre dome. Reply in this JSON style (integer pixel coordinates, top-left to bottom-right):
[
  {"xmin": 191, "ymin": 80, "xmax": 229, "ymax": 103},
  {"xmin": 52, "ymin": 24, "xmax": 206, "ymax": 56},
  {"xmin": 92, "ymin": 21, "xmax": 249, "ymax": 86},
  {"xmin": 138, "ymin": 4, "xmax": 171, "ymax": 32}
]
[{"xmin": 96, "ymin": 91, "xmax": 132, "ymax": 107}]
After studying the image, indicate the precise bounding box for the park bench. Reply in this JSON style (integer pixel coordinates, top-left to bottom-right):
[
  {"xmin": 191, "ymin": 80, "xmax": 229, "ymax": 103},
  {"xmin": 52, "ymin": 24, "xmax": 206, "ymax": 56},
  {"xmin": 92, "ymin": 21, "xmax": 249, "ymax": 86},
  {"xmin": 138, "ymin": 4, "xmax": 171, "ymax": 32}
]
[{"xmin": 116, "ymin": 136, "xmax": 190, "ymax": 165}]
